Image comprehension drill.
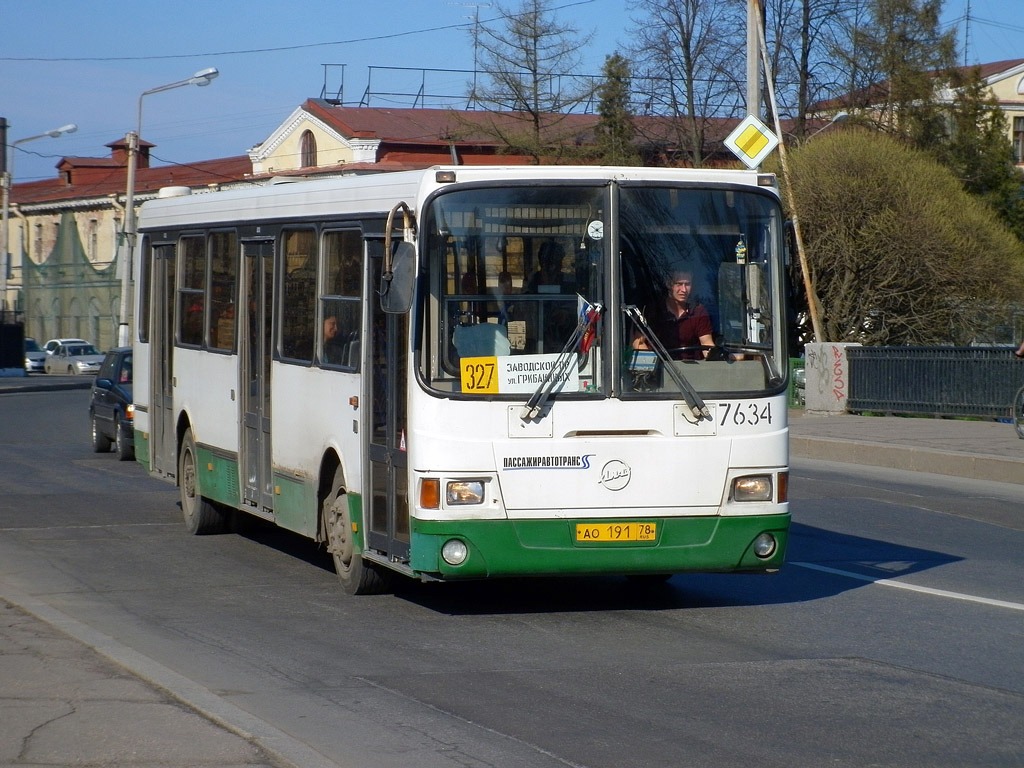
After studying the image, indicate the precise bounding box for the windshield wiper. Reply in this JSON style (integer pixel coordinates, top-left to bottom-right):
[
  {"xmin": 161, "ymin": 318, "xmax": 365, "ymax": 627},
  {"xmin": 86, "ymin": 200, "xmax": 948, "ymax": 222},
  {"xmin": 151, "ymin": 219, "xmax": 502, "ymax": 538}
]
[
  {"xmin": 520, "ymin": 300, "xmax": 603, "ymax": 421},
  {"xmin": 623, "ymin": 304, "xmax": 711, "ymax": 422}
]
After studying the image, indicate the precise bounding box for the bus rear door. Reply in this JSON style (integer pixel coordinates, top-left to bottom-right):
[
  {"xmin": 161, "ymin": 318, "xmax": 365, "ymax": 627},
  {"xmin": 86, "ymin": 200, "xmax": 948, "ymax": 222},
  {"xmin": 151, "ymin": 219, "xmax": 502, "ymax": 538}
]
[
  {"xmin": 240, "ymin": 239, "xmax": 275, "ymax": 517},
  {"xmin": 149, "ymin": 243, "xmax": 176, "ymax": 480}
]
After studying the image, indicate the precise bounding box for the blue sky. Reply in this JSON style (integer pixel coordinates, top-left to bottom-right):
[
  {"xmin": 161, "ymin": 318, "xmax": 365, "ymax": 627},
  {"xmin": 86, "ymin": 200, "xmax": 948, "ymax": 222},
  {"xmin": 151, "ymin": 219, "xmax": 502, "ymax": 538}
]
[{"xmin": 1, "ymin": 0, "xmax": 1020, "ymax": 182}]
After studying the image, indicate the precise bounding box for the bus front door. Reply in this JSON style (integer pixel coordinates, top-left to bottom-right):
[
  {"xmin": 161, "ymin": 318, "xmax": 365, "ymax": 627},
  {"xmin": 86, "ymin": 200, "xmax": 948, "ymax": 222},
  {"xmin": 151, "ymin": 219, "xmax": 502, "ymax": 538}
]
[
  {"xmin": 366, "ymin": 253, "xmax": 410, "ymax": 564},
  {"xmin": 240, "ymin": 240, "xmax": 274, "ymax": 518},
  {"xmin": 149, "ymin": 244, "xmax": 176, "ymax": 480}
]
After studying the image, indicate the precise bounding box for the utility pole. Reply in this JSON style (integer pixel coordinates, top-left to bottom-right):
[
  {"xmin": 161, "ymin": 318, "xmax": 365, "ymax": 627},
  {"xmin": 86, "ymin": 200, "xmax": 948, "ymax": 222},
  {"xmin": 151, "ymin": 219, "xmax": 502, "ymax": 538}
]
[
  {"xmin": 747, "ymin": 0, "xmax": 762, "ymax": 120},
  {"xmin": 0, "ymin": 117, "xmax": 8, "ymax": 316}
]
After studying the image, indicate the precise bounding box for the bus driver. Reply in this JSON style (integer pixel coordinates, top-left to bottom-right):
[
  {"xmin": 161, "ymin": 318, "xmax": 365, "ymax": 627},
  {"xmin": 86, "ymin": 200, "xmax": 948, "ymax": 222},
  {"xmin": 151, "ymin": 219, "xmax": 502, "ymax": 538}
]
[{"xmin": 633, "ymin": 265, "xmax": 714, "ymax": 360}]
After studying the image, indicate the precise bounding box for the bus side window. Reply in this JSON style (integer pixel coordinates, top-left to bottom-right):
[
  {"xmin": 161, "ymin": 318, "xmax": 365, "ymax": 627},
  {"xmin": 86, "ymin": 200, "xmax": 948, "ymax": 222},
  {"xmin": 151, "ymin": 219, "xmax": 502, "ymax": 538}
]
[
  {"xmin": 208, "ymin": 231, "xmax": 237, "ymax": 351},
  {"xmin": 320, "ymin": 230, "xmax": 363, "ymax": 369},
  {"xmin": 177, "ymin": 235, "xmax": 205, "ymax": 347},
  {"xmin": 281, "ymin": 229, "xmax": 316, "ymax": 363}
]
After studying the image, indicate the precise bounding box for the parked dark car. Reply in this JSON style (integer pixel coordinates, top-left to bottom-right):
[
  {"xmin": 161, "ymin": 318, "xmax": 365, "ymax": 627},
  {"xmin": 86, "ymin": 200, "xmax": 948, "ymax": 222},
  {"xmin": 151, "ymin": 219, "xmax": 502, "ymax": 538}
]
[{"xmin": 89, "ymin": 347, "xmax": 134, "ymax": 460}]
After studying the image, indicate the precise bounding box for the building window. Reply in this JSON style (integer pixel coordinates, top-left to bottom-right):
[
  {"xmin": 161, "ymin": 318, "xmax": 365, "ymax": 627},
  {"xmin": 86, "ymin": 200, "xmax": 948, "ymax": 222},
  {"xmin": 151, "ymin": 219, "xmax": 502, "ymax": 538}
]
[
  {"xmin": 1014, "ymin": 117, "xmax": 1024, "ymax": 165},
  {"xmin": 300, "ymin": 130, "xmax": 317, "ymax": 168},
  {"xmin": 89, "ymin": 219, "xmax": 99, "ymax": 262}
]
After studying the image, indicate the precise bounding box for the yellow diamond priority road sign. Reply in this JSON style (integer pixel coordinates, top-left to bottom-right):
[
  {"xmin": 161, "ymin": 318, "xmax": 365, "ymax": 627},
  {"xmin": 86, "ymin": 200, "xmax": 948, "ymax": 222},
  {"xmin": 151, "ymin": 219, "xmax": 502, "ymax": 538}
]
[{"xmin": 724, "ymin": 115, "xmax": 779, "ymax": 169}]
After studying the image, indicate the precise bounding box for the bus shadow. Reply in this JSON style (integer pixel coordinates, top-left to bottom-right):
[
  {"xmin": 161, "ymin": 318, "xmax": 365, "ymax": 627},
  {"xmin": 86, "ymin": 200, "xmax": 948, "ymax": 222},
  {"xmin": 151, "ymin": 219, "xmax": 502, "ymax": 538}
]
[
  {"xmin": 395, "ymin": 522, "xmax": 964, "ymax": 616},
  {"xmin": 226, "ymin": 511, "xmax": 337, "ymax": 574},
  {"xmin": 222, "ymin": 515, "xmax": 962, "ymax": 615}
]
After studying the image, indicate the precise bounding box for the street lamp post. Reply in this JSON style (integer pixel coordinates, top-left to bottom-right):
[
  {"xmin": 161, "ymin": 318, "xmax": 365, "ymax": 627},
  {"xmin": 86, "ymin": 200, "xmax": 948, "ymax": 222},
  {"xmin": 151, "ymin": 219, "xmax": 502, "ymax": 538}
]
[
  {"xmin": 0, "ymin": 123, "xmax": 77, "ymax": 316},
  {"xmin": 116, "ymin": 67, "xmax": 219, "ymax": 347},
  {"xmin": 807, "ymin": 111, "xmax": 849, "ymax": 140}
]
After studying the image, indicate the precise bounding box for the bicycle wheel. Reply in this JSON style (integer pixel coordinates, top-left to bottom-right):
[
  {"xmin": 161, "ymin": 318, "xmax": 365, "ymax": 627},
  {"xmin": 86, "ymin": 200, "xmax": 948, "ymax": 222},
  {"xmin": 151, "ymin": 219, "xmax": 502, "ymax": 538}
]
[{"xmin": 1014, "ymin": 386, "xmax": 1024, "ymax": 439}]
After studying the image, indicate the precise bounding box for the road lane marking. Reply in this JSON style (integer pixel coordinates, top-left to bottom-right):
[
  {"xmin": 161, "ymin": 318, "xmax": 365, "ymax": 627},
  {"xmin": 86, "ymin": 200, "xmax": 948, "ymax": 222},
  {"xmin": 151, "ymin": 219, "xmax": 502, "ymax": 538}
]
[{"xmin": 792, "ymin": 562, "xmax": 1024, "ymax": 612}]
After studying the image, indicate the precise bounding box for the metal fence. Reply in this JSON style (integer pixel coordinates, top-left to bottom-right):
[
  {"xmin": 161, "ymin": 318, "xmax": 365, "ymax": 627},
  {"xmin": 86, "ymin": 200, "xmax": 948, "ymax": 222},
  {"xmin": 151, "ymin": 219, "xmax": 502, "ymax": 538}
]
[{"xmin": 846, "ymin": 346, "xmax": 1022, "ymax": 419}]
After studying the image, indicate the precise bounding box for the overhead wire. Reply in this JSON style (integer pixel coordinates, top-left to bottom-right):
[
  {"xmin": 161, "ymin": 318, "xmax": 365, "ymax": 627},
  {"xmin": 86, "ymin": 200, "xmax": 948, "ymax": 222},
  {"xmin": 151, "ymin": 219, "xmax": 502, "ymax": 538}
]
[{"xmin": 0, "ymin": 0, "xmax": 597, "ymax": 63}]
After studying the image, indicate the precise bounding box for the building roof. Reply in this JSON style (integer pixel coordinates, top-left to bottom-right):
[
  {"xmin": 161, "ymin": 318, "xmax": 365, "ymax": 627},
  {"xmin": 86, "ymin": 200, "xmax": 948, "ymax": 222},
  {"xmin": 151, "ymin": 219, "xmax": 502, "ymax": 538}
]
[
  {"xmin": 809, "ymin": 58, "xmax": 1024, "ymax": 113},
  {"xmin": 10, "ymin": 100, "xmax": 810, "ymax": 208},
  {"xmin": 302, "ymin": 98, "xmax": 601, "ymax": 147},
  {"xmin": 11, "ymin": 154, "xmax": 254, "ymax": 207}
]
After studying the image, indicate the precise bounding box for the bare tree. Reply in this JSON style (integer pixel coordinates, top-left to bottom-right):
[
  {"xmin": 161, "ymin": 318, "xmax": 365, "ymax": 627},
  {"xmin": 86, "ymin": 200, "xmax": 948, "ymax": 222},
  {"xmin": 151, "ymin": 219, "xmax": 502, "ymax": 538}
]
[
  {"xmin": 471, "ymin": 0, "xmax": 596, "ymax": 161},
  {"xmin": 761, "ymin": 0, "xmax": 848, "ymax": 137},
  {"xmin": 626, "ymin": 0, "xmax": 745, "ymax": 167}
]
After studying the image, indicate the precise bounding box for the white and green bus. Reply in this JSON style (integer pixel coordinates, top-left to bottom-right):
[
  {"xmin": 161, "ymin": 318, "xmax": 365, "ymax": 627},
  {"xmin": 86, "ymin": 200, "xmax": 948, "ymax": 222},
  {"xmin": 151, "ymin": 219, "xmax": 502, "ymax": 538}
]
[{"xmin": 132, "ymin": 166, "xmax": 791, "ymax": 594}]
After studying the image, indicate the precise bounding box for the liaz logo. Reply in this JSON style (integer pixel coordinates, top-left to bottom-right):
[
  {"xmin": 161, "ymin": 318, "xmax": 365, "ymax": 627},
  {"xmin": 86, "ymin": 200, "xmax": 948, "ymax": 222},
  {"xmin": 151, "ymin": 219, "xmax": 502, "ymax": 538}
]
[{"xmin": 599, "ymin": 460, "xmax": 631, "ymax": 490}]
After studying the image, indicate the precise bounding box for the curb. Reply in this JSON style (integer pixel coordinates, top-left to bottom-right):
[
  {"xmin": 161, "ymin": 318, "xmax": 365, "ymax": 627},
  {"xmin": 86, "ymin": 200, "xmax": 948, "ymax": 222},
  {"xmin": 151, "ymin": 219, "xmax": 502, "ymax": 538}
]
[
  {"xmin": 0, "ymin": 378, "xmax": 93, "ymax": 395},
  {"xmin": 790, "ymin": 435, "xmax": 1024, "ymax": 485}
]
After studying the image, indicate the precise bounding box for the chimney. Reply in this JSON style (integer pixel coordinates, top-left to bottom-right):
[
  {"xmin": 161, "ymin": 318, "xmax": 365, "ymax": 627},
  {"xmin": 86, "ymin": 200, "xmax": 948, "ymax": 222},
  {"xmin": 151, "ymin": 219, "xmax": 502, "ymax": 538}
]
[{"xmin": 106, "ymin": 136, "xmax": 152, "ymax": 169}]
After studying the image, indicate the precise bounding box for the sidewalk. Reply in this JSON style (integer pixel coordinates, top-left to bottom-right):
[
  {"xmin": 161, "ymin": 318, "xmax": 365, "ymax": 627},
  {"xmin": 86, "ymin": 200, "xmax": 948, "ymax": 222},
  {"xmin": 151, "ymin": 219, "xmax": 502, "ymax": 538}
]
[
  {"xmin": 0, "ymin": 372, "xmax": 92, "ymax": 394},
  {"xmin": 3, "ymin": 376, "xmax": 1023, "ymax": 767},
  {"xmin": 789, "ymin": 409, "xmax": 1024, "ymax": 485},
  {"xmin": 0, "ymin": 600, "xmax": 290, "ymax": 768}
]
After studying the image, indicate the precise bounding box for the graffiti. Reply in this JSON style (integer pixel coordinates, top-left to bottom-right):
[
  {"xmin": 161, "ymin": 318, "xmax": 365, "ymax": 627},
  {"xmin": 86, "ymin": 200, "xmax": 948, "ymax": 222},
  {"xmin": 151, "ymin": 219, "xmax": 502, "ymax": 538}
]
[
  {"xmin": 832, "ymin": 345, "xmax": 846, "ymax": 401},
  {"xmin": 801, "ymin": 342, "xmax": 855, "ymax": 414}
]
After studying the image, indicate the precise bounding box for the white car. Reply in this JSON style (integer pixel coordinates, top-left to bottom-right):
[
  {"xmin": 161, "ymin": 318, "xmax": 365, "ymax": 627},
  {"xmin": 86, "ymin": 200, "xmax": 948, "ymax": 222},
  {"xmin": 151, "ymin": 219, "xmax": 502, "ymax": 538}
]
[
  {"xmin": 24, "ymin": 337, "xmax": 47, "ymax": 373},
  {"xmin": 43, "ymin": 337, "xmax": 88, "ymax": 355},
  {"xmin": 44, "ymin": 342, "xmax": 105, "ymax": 376}
]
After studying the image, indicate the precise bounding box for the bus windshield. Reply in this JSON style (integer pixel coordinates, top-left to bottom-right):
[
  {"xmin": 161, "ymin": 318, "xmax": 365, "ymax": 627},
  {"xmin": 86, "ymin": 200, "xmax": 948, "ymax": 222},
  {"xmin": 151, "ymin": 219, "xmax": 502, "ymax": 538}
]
[
  {"xmin": 618, "ymin": 184, "xmax": 786, "ymax": 396},
  {"xmin": 420, "ymin": 181, "xmax": 785, "ymax": 399},
  {"xmin": 421, "ymin": 184, "xmax": 607, "ymax": 396}
]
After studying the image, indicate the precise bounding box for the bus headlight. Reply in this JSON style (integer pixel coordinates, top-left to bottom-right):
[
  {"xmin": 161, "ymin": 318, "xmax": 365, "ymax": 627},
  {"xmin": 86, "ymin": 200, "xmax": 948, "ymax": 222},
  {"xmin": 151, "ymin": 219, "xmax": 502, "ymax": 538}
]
[
  {"xmin": 442, "ymin": 539, "xmax": 469, "ymax": 565},
  {"xmin": 732, "ymin": 474, "xmax": 773, "ymax": 502},
  {"xmin": 446, "ymin": 480, "xmax": 484, "ymax": 505}
]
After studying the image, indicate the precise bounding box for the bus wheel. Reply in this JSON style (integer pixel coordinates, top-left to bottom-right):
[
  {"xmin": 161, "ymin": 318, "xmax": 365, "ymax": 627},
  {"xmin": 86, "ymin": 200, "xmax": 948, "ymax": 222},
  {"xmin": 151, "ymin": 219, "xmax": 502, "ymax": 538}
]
[
  {"xmin": 179, "ymin": 428, "xmax": 227, "ymax": 535},
  {"xmin": 322, "ymin": 467, "xmax": 390, "ymax": 595}
]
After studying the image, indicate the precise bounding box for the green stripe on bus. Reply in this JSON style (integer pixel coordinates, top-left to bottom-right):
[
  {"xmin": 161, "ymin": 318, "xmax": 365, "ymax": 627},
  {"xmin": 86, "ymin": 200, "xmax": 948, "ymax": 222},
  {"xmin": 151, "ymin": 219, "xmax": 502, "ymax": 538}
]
[
  {"xmin": 195, "ymin": 447, "xmax": 240, "ymax": 509},
  {"xmin": 409, "ymin": 515, "xmax": 790, "ymax": 579},
  {"xmin": 133, "ymin": 430, "xmax": 150, "ymax": 470}
]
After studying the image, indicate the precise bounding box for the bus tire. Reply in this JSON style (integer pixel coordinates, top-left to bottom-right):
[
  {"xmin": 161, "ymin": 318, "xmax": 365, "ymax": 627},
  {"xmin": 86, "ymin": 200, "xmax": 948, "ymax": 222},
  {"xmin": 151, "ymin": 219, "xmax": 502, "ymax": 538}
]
[
  {"xmin": 322, "ymin": 466, "xmax": 390, "ymax": 595},
  {"xmin": 179, "ymin": 428, "xmax": 227, "ymax": 535}
]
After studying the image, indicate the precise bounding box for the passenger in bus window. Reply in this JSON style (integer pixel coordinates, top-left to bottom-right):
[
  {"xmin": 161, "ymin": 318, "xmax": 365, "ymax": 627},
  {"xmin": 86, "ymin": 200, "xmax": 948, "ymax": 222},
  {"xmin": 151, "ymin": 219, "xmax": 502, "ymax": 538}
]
[
  {"xmin": 525, "ymin": 241, "xmax": 573, "ymax": 294},
  {"xmin": 495, "ymin": 271, "xmax": 518, "ymax": 324},
  {"xmin": 524, "ymin": 241, "xmax": 577, "ymax": 352},
  {"xmin": 633, "ymin": 264, "xmax": 714, "ymax": 360},
  {"xmin": 322, "ymin": 315, "xmax": 344, "ymax": 365}
]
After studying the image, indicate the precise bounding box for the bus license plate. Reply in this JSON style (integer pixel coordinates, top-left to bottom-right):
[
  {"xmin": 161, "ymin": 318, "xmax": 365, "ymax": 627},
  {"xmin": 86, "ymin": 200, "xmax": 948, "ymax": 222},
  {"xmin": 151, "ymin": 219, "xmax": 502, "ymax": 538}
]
[{"xmin": 576, "ymin": 522, "xmax": 657, "ymax": 542}]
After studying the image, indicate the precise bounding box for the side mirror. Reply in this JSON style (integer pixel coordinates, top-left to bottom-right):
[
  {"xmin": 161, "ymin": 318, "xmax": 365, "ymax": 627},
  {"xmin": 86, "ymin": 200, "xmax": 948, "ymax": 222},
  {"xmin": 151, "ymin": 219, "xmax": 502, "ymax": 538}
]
[
  {"xmin": 380, "ymin": 241, "xmax": 416, "ymax": 314},
  {"xmin": 95, "ymin": 378, "xmax": 113, "ymax": 390}
]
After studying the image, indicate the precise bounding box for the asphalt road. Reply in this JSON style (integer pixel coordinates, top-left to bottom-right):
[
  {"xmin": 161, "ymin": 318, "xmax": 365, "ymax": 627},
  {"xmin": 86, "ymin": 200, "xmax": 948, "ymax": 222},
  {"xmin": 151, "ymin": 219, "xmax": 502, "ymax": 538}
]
[{"xmin": 1, "ymin": 389, "xmax": 1022, "ymax": 767}]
